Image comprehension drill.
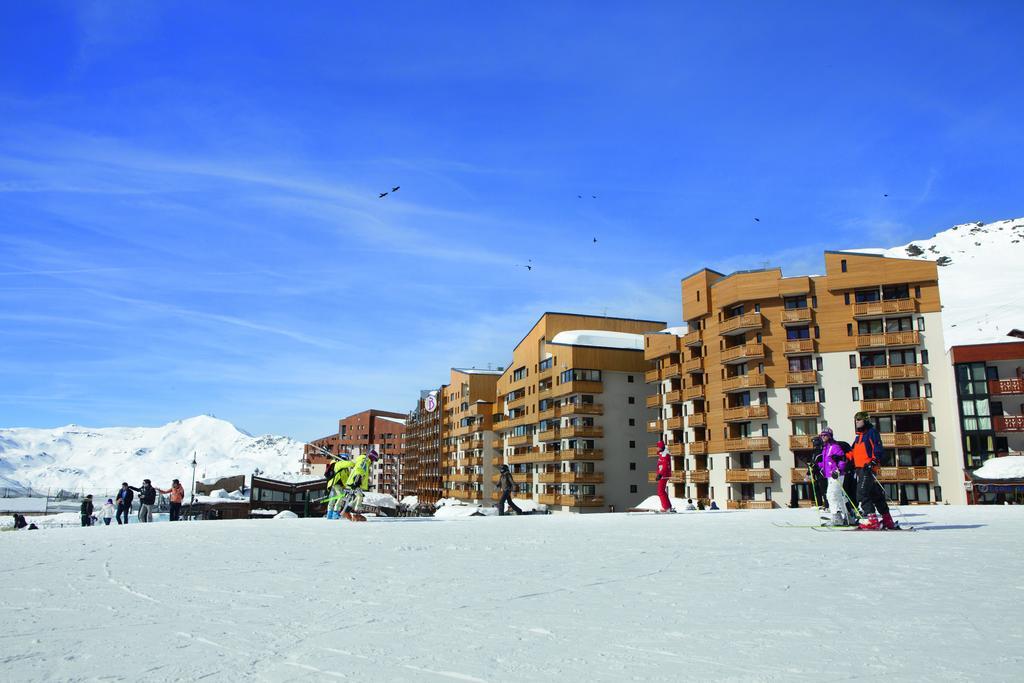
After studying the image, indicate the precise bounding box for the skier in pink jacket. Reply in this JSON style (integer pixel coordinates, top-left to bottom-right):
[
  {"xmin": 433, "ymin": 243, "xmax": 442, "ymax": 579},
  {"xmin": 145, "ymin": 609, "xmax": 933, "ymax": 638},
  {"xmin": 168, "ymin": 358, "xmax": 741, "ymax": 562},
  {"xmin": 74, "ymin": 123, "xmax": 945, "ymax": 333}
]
[
  {"xmin": 818, "ymin": 428, "xmax": 853, "ymax": 526},
  {"xmin": 655, "ymin": 440, "xmax": 674, "ymax": 513}
]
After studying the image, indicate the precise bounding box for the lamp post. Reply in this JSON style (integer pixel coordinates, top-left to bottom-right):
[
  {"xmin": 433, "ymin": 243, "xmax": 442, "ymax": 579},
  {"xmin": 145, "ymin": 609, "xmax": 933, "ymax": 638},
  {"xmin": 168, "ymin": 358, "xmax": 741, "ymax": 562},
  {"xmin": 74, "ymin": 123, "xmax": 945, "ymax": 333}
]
[{"xmin": 189, "ymin": 452, "xmax": 198, "ymax": 520}]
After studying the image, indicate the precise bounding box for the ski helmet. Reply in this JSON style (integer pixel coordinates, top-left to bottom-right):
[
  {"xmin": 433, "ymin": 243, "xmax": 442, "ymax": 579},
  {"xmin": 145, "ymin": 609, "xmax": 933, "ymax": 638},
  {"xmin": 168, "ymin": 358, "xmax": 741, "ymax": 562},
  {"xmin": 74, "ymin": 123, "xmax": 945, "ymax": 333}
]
[
  {"xmin": 819, "ymin": 427, "xmax": 834, "ymax": 439},
  {"xmin": 854, "ymin": 411, "xmax": 869, "ymax": 421},
  {"xmin": 368, "ymin": 450, "xmax": 380, "ymax": 461}
]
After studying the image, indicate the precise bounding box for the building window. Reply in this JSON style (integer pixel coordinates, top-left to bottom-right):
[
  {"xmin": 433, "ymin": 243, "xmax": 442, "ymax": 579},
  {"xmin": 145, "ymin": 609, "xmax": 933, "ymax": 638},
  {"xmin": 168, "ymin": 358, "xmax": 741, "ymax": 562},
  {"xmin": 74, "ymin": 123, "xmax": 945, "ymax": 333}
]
[
  {"xmin": 761, "ymin": 424, "xmax": 769, "ymax": 437},
  {"xmin": 849, "ymin": 354, "xmax": 857, "ymax": 369},
  {"xmin": 629, "ymin": 440, "xmax": 636, "ymax": 448},
  {"xmin": 914, "ymin": 285, "xmax": 921, "ymax": 298},
  {"xmin": 928, "ymin": 417, "xmax": 936, "ymax": 432},
  {"xmin": 852, "ymin": 387, "xmax": 860, "ymax": 401},
  {"xmin": 814, "ymin": 326, "xmax": 820, "ymax": 339},
  {"xmin": 629, "ymin": 462, "xmax": 637, "ymax": 471},
  {"xmin": 627, "ymin": 375, "xmax": 634, "ymax": 383},
  {"xmin": 697, "ymin": 290, "xmax": 700, "ymax": 301},
  {"xmin": 932, "ymin": 451, "xmax": 940, "ymax": 466},
  {"xmin": 628, "ymin": 418, "xmax": 636, "ymax": 426},
  {"xmin": 846, "ymin": 323, "xmax": 853, "ymax": 336},
  {"xmin": 818, "ymin": 388, "xmax": 826, "ymax": 403},
  {"xmin": 811, "ymin": 296, "xmax": 817, "ymax": 307},
  {"xmin": 630, "ymin": 485, "xmax": 638, "ymax": 493},
  {"xmin": 844, "ymin": 292, "xmax": 850, "ymax": 305},
  {"xmin": 934, "ymin": 485, "xmax": 942, "ymax": 502},
  {"xmin": 628, "ymin": 396, "xmax": 635, "ymax": 405},
  {"xmin": 925, "ymin": 383, "xmax": 932, "ymax": 398},
  {"xmin": 841, "ymin": 259, "xmax": 848, "ymax": 272},
  {"xmin": 921, "ymin": 350, "xmax": 929, "ymax": 364},
  {"xmin": 917, "ymin": 317, "xmax": 925, "ymax": 331}
]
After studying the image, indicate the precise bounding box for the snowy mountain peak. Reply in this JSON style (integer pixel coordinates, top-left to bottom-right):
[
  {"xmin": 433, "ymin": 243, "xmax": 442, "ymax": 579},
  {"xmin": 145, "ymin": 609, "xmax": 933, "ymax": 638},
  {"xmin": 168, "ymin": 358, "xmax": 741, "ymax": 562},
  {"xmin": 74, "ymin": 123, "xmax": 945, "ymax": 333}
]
[
  {"xmin": 0, "ymin": 416, "xmax": 306, "ymax": 494},
  {"xmin": 856, "ymin": 216, "xmax": 1024, "ymax": 348}
]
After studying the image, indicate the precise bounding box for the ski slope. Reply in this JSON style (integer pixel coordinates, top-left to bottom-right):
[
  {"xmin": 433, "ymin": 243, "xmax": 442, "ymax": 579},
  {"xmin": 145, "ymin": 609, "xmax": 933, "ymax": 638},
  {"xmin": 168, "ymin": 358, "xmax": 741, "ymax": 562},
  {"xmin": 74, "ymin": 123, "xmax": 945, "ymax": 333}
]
[{"xmin": 1, "ymin": 506, "xmax": 1021, "ymax": 681}]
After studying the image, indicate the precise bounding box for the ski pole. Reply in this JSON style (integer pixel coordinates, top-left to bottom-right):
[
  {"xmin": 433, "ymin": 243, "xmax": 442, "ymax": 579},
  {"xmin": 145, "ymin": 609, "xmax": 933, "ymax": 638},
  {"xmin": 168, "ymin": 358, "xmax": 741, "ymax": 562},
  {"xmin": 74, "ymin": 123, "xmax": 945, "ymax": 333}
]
[{"xmin": 807, "ymin": 465, "xmax": 820, "ymax": 511}]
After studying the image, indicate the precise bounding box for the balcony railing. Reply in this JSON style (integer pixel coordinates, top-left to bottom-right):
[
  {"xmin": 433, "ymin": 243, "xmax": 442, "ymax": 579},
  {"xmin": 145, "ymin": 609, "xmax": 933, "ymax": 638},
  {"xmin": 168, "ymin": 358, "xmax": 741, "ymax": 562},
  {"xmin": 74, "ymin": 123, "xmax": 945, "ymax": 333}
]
[
  {"xmin": 648, "ymin": 471, "xmax": 686, "ymax": 483},
  {"xmin": 689, "ymin": 412, "xmax": 707, "ymax": 427},
  {"xmin": 994, "ymin": 415, "xmax": 1024, "ymax": 433},
  {"xmin": 860, "ymin": 398, "xmax": 928, "ymax": 413},
  {"xmin": 727, "ymin": 500, "xmax": 775, "ymax": 510},
  {"xmin": 787, "ymin": 402, "xmax": 820, "ymax": 418},
  {"xmin": 720, "ymin": 312, "xmax": 763, "ymax": 336},
  {"xmin": 726, "ymin": 468, "xmax": 774, "ymax": 483},
  {"xmin": 790, "ymin": 467, "xmax": 812, "ymax": 484},
  {"xmin": 558, "ymin": 495, "xmax": 605, "ymax": 508},
  {"xmin": 665, "ymin": 416, "xmax": 685, "ymax": 430},
  {"xmin": 853, "ymin": 298, "xmax": 918, "ymax": 317},
  {"xmin": 723, "ymin": 404, "xmax": 769, "ymax": 422},
  {"xmin": 687, "ymin": 441, "xmax": 708, "ymax": 456},
  {"xmin": 876, "ymin": 466, "xmax": 935, "ymax": 483},
  {"xmin": 540, "ymin": 472, "xmax": 604, "ymax": 484},
  {"xmin": 450, "ymin": 490, "xmax": 483, "ymax": 500},
  {"xmin": 688, "ymin": 469, "xmax": 710, "ymax": 484},
  {"xmin": 508, "ymin": 434, "xmax": 533, "ymax": 447},
  {"xmin": 683, "ymin": 385, "xmax": 705, "ymax": 401},
  {"xmin": 682, "ymin": 330, "xmax": 702, "ymax": 347},
  {"xmin": 537, "ymin": 429, "xmax": 561, "ymax": 442},
  {"xmin": 553, "ymin": 380, "xmax": 604, "ymax": 397},
  {"xmin": 783, "ymin": 339, "xmax": 816, "ymax": 355},
  {"xmin": 723, "ymin": 436, "xmax": 771, "ymax": 452},
  {"xmin": 648, "ymin": 443, "xmax": 684, "ymax": 457},
  {"xmin": 665, "ymin": 389, "xmax": 684, "ymax": 403},
  {"xmin": 722, "ymin": 372, "xmax": 767, "ymax": 393},
  {"xmin": 662, "ymin": 364, "xmax": 681, "ymax": 380},
  {"xmin": 447, "ymin": 473, "xmax": 482, "ymax": 483},
  {"xmin": 647, "ymin": 420, "xmax": 663, "ymax": 433},
  {"xmin": 645, "ymin": 368, "xmax": 661, "ymax": 383},
  {"xmin": 990, "ymin": 378, "xmax": 1024, "ymax": 395},
  {"xmin": 561, "ymin": 403, "xmax": 603, "ymax": 417},
  {"xmin": 646, "ymin": 394, "xmax": 662, "ymax": 408},
  {"xmin": 721, "ymin": 342, "xmax": 765, "ymax": 365},
  {"xmin": 538, "ymin": 493, "xmax": 559, "ymax": 505},
  {"xmin": 562, "ymin": 425, "xmax": 603, "ymax": 439},
  {"xmin": 856, "ymin": 331, "xmax": 920, "ymax": 348},
  {"xmin": 789, "ymin": 435, "xmax": 816, "ymax": 450},
  {"xmin": 858, "ymin": 364, "xmax": 925, "ymax": 381},
  {"xmin": 880, "ymin": 432, "xmax": 931, "ymax": 448},
  {"xmin": 559, "ymin": 449, "xmax": 604, "ymax": 461},
  {"xmin": 786, "ymin": 370, "xmax": 817, "ymax": 386},
  {"xmin": 781, "ymin": 308, "xmax": 813, "ymax": 325},
  {"xmin": 682, "ymin": 357, "xmax": 703, "ymax": 374}
]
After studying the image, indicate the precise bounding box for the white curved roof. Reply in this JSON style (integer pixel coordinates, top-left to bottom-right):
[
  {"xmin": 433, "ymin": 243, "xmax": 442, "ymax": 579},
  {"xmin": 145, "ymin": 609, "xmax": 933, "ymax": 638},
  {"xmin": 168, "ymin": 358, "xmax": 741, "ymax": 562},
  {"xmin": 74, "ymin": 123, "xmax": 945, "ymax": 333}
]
[{"xmin": 549, "ymin": 329, "xmax": 644, "ymax": 350}]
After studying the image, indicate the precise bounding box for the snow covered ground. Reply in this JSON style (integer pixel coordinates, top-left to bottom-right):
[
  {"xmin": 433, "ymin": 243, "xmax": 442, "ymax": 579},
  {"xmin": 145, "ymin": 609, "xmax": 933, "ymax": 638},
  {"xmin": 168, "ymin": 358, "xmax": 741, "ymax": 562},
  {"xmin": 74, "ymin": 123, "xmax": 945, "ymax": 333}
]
[{"xmin": 1, "ymin": 506, "xmax": 1021, "ymax": 682}]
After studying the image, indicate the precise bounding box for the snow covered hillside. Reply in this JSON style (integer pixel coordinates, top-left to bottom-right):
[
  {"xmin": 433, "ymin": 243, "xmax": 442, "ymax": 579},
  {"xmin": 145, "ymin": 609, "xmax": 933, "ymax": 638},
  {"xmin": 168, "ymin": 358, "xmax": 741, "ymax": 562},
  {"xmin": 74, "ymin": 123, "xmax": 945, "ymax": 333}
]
[
  {"xmin": 0, "ymin": 415, "xmax": 305, "ymax": 494},
  {"xmin": 857, "ymin": 216, "xmax": 1024, "ymax": 348},
  {"xmin": 1, "ymin": 506, "xmax": 1021, "ymax": 681}
]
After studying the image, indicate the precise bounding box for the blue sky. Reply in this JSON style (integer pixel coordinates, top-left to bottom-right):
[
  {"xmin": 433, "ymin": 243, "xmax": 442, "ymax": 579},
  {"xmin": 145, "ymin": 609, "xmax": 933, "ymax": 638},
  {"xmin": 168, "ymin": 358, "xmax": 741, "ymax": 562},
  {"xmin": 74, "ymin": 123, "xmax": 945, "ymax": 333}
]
[{"xmin": 1, "ymin": 1, "xmax": 1022, "ymax": 440}]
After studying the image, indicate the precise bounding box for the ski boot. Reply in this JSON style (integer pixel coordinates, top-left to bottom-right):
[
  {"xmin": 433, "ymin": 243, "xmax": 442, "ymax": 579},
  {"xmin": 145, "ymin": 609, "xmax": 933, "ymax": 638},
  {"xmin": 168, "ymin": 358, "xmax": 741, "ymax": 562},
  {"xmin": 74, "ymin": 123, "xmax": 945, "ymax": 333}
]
[
  {"xmin": 342, "ymin": 511, "xmax": 353, "ymax": 521},
  {"xmin": 326, "ymin": 511, "xmax": 335, "ymax": 520},
  {"xmin": 881, "ymin": 512, "xmax": 899, "ymax": 530},
  {"xmin": 858, "ymin": 513, "xmax": 881, "ymax": 530}
]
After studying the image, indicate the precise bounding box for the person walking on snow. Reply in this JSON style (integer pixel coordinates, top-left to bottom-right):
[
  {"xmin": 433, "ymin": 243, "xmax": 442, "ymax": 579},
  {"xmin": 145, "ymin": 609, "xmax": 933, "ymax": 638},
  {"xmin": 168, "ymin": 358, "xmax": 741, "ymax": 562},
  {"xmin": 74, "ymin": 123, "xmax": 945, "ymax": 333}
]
[
  {"xmin": 80, "ymin": 495, "xmax": 94, "ymax": 527},
  {"xmin": 115, "ymin": 483, "xmax": 134, "ymax": 525},
  {"xmin": 157, "ymin": 479, "xmax": 186, "ymax": 522},
  {"xmin": 655, "ymin": 440, "xmax": 674, "ymax": 513},
  {"xmin": 848, "ymin": 412, "xmax": 897, "ymax": 530},
  {"xmin": 100, "ymin": 499, "xmax": 115, "ymax": 526},
  {"xmin": 131, "ymin": 479, "xmax": 157, "ymax": 523},
  {"xmin": 340, "ymin": 450, "xmax": 377, "ymax": 520},
  {"xmin": 819, "ymin": 428, "xmax": 853, "ymax": 526},
  {"xmin": 496, "ymin": 464, "xmax": 524, "ymax": 516},
  {"xmin": 325, "ymin": 456, "xmax": 354, "ymax": 519}
]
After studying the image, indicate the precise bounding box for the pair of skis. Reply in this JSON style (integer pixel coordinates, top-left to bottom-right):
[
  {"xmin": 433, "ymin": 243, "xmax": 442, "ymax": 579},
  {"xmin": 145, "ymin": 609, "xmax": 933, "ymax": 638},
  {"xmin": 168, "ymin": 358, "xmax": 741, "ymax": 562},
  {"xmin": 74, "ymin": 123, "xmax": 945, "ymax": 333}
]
[{"xmin": 772, "ymin": 521, "xmax": 915, "ymax": 531}]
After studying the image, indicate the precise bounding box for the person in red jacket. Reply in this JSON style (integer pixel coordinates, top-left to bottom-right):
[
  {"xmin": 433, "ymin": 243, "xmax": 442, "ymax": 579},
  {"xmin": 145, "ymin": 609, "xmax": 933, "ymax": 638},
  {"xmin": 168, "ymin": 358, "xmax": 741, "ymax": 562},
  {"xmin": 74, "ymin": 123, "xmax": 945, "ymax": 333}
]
[{"xmin": 655, "ymin": 440, "xmax": 675, "ymax": 513}]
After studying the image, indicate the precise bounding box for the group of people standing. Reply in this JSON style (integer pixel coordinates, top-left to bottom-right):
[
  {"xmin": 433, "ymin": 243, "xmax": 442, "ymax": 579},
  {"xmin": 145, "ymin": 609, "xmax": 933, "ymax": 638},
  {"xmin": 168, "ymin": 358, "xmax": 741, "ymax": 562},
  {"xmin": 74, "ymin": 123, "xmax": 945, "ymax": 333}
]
[
  {"xmin": 78, "ymin": 478, "xmax": 187, "ymax": 527},
  {"xmin": 323, "ymin": 450, "xmax": 378, "ymax": 520}
]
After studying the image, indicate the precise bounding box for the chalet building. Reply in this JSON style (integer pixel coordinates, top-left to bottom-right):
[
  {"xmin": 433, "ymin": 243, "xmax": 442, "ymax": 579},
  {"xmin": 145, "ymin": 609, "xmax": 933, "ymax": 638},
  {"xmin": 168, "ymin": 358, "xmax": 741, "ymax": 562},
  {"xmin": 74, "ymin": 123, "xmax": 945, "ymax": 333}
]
[
  {"xmin": 646, "ymin": 251, "xmax": 963, "ymax": 509},
  {"xmin": 491, "ymin": 312, "xmax": 665, "ymax": 512},
  {"xmin": 250, "ymin": 474, "xmax": 328, "ymax": 518}
]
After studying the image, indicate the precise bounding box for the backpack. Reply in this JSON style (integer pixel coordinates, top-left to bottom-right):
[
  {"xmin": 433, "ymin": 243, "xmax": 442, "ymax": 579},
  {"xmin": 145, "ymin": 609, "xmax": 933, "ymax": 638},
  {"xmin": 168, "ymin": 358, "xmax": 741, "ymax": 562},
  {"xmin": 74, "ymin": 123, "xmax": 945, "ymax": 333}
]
[
  {"xmin": 836, "ymin": 440, "xmax": 852, "ymax": 454},
  {"xmin": 324, "ymin": 462, "xmax": 335, "ymax": 481}
]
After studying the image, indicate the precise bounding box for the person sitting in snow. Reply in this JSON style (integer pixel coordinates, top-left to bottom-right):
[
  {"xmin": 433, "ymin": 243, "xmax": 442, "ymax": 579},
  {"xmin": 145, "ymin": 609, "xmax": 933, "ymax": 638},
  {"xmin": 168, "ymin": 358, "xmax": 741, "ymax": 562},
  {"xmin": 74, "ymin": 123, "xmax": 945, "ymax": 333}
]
[
  {"xmin": 13, "ymin": 513, "xmax": 28, "ymax": 530},
  {"xmin": 684, "ymin": 498, "xmax": 697, "ymax": 511},
  {"xmin": 325, "ymin": 456, "xmax": 354, "ymax": 520},
  {"xmin": 709, "ymin": 500, "xmax": 719, "ymax": 510},
  {"xmin": 340, "ymin": 450, "xmax": 378, "ymax": 520}
]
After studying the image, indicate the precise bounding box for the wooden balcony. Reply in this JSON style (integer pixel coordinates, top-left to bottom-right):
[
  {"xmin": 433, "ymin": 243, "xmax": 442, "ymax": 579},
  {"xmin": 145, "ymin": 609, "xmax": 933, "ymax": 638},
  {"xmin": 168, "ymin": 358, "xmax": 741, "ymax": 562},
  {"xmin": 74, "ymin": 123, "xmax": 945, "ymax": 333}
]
[
  {"xmin": 990, "ymin": 378, "xmax": 1024, "ymax": 395},
  {"xmin": 489, "ymin": 491, "xmax": 532, "ymax": 503},
  {"xmin": 647, "ymin": 420, "xmax": 663, "ymax": 433},
  {"xmin": 687, "ymin": 441, "xmax": 708, "ymax": 456},
  {"xmin": 506, "ymin": 394, "xmax": 527, "ymax": 409},
  {"xmin": 450, "ymin": 490, "xmax": 483, "ymax": 501},
  {"xmin": 665, "ymin": 416, "xmax": 685, "ymax": 430},
  {"xmin": 538, "ymin": 406, "xmax": 557, "ymax": 421},
  {"xmin": 727, "ymin": 500, "xmax": 775, "ymax": 510},
  {"xmin": 876, "ymin": 466, "xmax": 935, "ymax": 483},
  {"xmin": 682, "ymin": 357, "xmax": 703, "ymax": 374},
  {"xmin": 688, "ymin": 412, "xmax": 707, "ymax": 427},
  {"xmin": 856, "ymin": 331, "xmax": 920, "ymax": 349},
  {"xmin": 688, "ymin": 469, "xmax": 710, "ymax": 484},
  {"xmin": 783, "ymin": 339, "xmax": 816, "ymax": 355},
  {"xmin": 558, "ymin": 495, "xmax": 605, "ymax": 508},
  {"xmin": 646, "ymin": 394, "xmax": 662, "ymax": 408},
  {"xmin": 880, "ymin": 432, "xmax": 931, "ymax": 448},
  {"xmin": 645, "ymin": 368, "xmax": 661, "ymax": 383},
  {"xmin": 538, "ymin": 429, "xmax": 561, "ymax": 442},
  {"xmin": 682, "ymin": 330, "xmax": 702, "ymax": 347},
  {"xmin": 508, "ymin": 434, "xmax": 532, "ymax": 447},
  {"xmin": 860, "ymin": 398, "xmax": 928, "ymax": 414},
  {"xmin": 787, "ymin": 402, "xmax": 820, "ymax": 418},
  {"xmin": 466, "ymin": 440, "xmax": 485, "ymax": 451},
  {"xmin": 853, "ymin": 298, "xmax": 918, "ymax": 318},
  {"xmin": 538, "ymin": 493, "xmax": 560, "ymax": 505},
  {"xmin": 540, "ymin": 472, "xmax": 604, "ymax": 484},
  {"xmin": 858, "ymin": 364, "xmax": 925, "ymax": 381},
  {"xmin": 447, "ymin": 473, "xmax": 483, "ymax": 484},
  {"xmin": 785, "ymin": 370, "xmax": 817, "ymax": 386},
  {"xmin": 562, "ymin": 425, "xmax": 603, "ymax": 439},
  {"xmin": 667, "ymin": 443, "xmax": 684, "ymax": 456},
  {"xmin": 723, "ymin": 436, "xmax": 771, "ymax": 452},
  {"xmin": 648, "ymin": 471, "xmax": 686, "ymax": 483},
  {"xmin": 721, "ymin": 342, "xmax": 765, "ymax": 365},
  {"xmin": 781, "ymin": 308, "xmax": 813, "ymax": 325},
  {"xmin": 463, "ymin": 455, "xmax": 483, "ymax": 467},
  {"xmin": 789, "ymin": 435, "xmax": 816, "ymax": 450},
  {"xmin": 720, "ymin": 312, "xmax": 763, "ymax": 336},
  {"xmin": 722, "ymin": 372, "xmax": 767, "ymax": 393},
  {"xmin": 683, "ymin": 385, "xmax": 705, "ymax": 401},
  {"xmin": 491, "ymin": 456, "xmax": 504, "ymax": 467},
  {"xmin": 559, "ymin": 449, "xmax": 604, "ymax": 461},
  {"xmin": 662, "ymin": 364, "xmax": 681, "ymax": 380},
  {"xmin": 665, "ymin": 389, "xmax": 684, "ymax": 403},
  {"xmin": 994, "ymin": 415, "xmax": 1024, "ymax": 433},
  {"xmin": 645, "ymin": 333, "xmax": 682, "ymax": 361},
  {"xmin": 790, "ymin": 467, "xmax": 812, "ymax": 483},
  {"xmin": 561, "ymin": 403, "xmax": 603, "ymax": 417},
  {"xmin": 553, "ymin": 380, "xmax": 604, "ymax": 397},
  {"xmin": 723, "ymin": 404, "xmax": 769, "ymax": 422}
]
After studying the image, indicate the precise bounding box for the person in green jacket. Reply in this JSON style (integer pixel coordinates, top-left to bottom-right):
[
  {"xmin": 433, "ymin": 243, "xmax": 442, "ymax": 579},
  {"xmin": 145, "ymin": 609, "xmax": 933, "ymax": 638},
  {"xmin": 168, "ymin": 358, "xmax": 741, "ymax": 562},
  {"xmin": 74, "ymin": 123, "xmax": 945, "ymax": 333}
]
[
  {"xmin": 325, "ymin": 456, "xmax": 354, "ymax": 520},
  {"xmin": 340, "ymin": 450, "xmax": 378, "ymax": 520}
]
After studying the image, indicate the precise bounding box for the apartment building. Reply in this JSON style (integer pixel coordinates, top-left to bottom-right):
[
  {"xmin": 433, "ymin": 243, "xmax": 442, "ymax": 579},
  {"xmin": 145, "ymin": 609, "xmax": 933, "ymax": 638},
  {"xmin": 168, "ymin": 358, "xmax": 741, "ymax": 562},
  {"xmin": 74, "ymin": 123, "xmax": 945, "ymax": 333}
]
[
  {"xmin": 949, "ymin": 341, "xmax": 1024, "ymax": 503},
  {"xmin": 646, "ymin": 251, "xmax": 963, "ymax": 509},
  {"xmin": 405, "ymin": 388, "xmax": 445, "ymax": 504},
  {"xmin": 305, "ymin": 409, "xmax": 408, "ymax": 499},
  {"xmin": 493, "ymin": 312, "xmax": 665, "ymax": 512},
  {"xmin": 440, "ymin": 369, "xmax": 502, "ymax": 503}
]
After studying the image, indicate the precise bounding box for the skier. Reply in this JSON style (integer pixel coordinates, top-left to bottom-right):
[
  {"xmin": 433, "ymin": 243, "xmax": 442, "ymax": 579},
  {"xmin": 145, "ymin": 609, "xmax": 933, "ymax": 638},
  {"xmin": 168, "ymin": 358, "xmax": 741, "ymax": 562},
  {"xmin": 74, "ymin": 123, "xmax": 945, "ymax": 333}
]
[
  {"xmin": 848, "ymin": 411, "xmax": 897, "ymax": 530},
  {"xmin": 115, "ymin": 483, "xmax": 134, "ymax": 525},
  {"xmin": 809, "ymin": 436, "xmax": 828, "ymax": 509},
  {"xmin": 818, "ymin": 428, "xmax": 853, "ymax": 526},
  {"xmin": 655, "ymin": 440, "xmax": 674, "ymax": 513},
  {"xmin": 157, "ymin": 479, "xmax": 186, "ymax": 522},
  {"xmin": 80, "ymin": 495, "xmax": 94, "ymax": 527},
  {"xmin": 100, "ymin": 499, "xmax": 115, "ymax": 526},
  {"xmin": 496, "ymin": 464, "xmax": 523, "ymax": 516},
  {"xmin": 340, "ymin": 450, "xmax": 377, "ymax": 521},
  {"xmin": 130, "ymin": 480, "xmax": 157, "ymax": 523},
  {"xmin": 325, "ymin": 456, "xmax": 354, "ymax": 519},
  {"xmin": 13, "ymin": 513, "xmax": 28, "ymax": 529}
]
